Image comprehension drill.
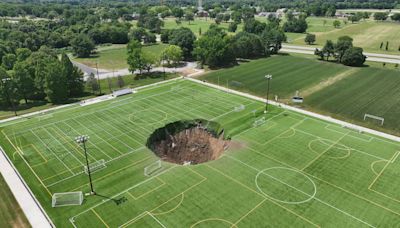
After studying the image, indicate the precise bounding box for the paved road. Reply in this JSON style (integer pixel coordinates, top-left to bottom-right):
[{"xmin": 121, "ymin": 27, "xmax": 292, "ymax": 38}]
[
  {"xmin": 72, "ymin": 61, "xmax": 202, "ymax": 80},
  {"xmin": 281, "ymin": 44, "xmax": 400, "ymax": 64}
]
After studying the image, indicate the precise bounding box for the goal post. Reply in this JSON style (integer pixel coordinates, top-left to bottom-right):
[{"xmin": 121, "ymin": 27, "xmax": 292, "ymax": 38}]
[
  {"xmin": 144, "ymin": 160, "xmax": 162, "ymax": 176},
  {"xmin": 84, "ymin": 159, "xmax": 106, "ymax": 175},
  {"xmin": 52, "ymin": 192, "xmax": 83, "ymax": 207},
  {"xmin": 234, "ymin": 104, "xmax": 245, "ymax": 112},
  {"xmin": 253, "ymin": 117, "xmax": 266, "ymax": 127},
  {"xmin": 364, "ymin": 114, "xmax": 384, "ymax": 126}
]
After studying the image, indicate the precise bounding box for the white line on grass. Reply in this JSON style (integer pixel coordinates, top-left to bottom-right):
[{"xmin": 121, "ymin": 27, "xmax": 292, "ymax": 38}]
[{"xmin": 225, "ymin": 155, "xmax": 376, "ymax": 228}]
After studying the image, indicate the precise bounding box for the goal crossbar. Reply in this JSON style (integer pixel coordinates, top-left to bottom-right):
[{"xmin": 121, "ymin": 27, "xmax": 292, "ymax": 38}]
[
  {"xmin": 253, "ymin": 117, "xmax": 266, "ymax": 127},
  {"xmin": 52, "ymin": 192, "xmax": 83, "ymax": 207},
  {"xmin": 84, "ymin": 159, "xmax": 106, "ymax": 175},
  {"xmin": 364, "ymin": 114, "xmax": 384, "ymax": 126},
  {"xmin": 144, "ymin": 160, "xmax": 162, "ymax": 176}
]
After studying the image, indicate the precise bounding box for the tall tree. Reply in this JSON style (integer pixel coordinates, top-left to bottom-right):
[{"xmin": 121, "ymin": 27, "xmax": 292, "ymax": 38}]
[
  {"xmin": 60, "ymin": 53, "xmax": 84, "ymax": 97},
  {"xmin": 13, "ymin": 61, "xmax": 34, "ymax": 104},
  {"xmin": 169, "ymin": 28, "xmax": 196, "ymax": 59},
  {"xmin": 322, "ymin": 40, "xmax": 335, "ymax": 61},
  {"xmin": 70, "ymin": 34, "xmax": 95, "ymax": 58},
  {"xmin": 44, "ymin": 60, "xmax": 68, "ymax": 104},
  {"xmin": 127, "ymin": 40, "xmax": 144, "ymax": 74},
  {"xmin": 86, "ymin": 73, "xmax": 99, "ymax": 94},
  {"xmin": 161, "ymin": 45, "xmax": 183, "ymax": 67},
  {"xmin": 335, "ymin": 36, "xmax": 353, "ymax": 62}
]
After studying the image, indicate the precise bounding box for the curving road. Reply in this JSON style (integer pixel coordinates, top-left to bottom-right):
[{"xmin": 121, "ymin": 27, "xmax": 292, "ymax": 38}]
[{"xmin": 281, "ymin": 44, "xmax": 400, "ymax": 64}]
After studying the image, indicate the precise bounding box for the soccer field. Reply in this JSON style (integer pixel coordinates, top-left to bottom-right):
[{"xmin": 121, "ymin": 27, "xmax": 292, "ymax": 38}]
[{"xmin": 1, "ymin": 79, "xmax": 400, "ymax": 227}]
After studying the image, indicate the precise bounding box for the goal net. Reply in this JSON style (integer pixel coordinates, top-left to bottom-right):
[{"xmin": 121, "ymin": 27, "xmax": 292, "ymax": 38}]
[
  {"xmin": 84, "ymin": 159, "xmax": 106, "ymax": 175},
  {"xmin": 364, "ymin": 114, "xmax": 384, "ymax": 126},
  {"xmin": 37, "ymin": 113, "xmax": 53, "ymax": 121},
  {"xmin": 234, "ymin": 104, "xmax": 245, "ymax": 112},
  {"xmin": 52, "ymin": 192, "xmax": 83, "ymax": 207},
  {"xmin": 253, "ymin": 117, "xmax": 266, "ymax": 127},
  {"xmin": 144, "ymin": 160, "xmax": 162, "ymax": 176}
]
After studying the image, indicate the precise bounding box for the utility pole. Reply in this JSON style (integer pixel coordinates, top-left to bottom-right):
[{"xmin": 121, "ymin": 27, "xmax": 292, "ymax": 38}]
[
  {"xmin": 264, "ymin": 75, "xmax": 272, "ymax": 114},
  {"xmin": 95, "ymin": 62, "xmax": 102, "ymax": 95},
  {"xmin": 1, "ymin": 78, "xmax": 17, "ymax": 116},
  {"xmin": 75, "ymin": 135, "xmax": 95, "ymax": 195}
]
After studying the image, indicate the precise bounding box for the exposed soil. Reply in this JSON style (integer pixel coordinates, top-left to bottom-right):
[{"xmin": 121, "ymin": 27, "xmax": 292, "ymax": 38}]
[{"xmin": 147, "ymin": 120, "xmax": 229, "ymax": 165}]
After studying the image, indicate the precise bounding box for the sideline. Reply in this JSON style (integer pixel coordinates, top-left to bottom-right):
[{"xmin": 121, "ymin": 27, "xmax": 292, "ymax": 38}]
[
  {"xmin": 0, "ymin": 146, "xmax": 54, "ymax": 228},
  {"xmin": 0, "ymin": 76, "xmax": 184, "ymax": 126},
  {"xmin": 187, "ymin": 78, "xmax": 400, "ymax": 143}
]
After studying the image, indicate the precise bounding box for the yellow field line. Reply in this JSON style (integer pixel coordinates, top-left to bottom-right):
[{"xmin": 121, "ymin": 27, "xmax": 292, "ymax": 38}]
[
  {"xmin": 1, "ymin": 130, "xmax": 52, "ymax": 197},
  {"xmin": 51, "ymin": 127, "xmax": 85, "ymax": 158},
  {"xmin": 368, "ymin": 151, "xmax": 399, "ymax": 189},
  {"xmin": 245, "ymin": 144, "xmax": 400, "ymax": 218},
  {"xmin": 205, "ymin": 164, "xmax": 320, "ymax": 228},
  {"xmin": 91, "ymin": 209, "xmax": 110, "ymax": 228},
  {"xmin": 152, "ymin": 193, "xmax": 185, "ymax": 215},
  {"xmin": 232, "ymin": 199, "xmax": 267, "ymax": 226},
  {"xmin": 129, "ymin": 177, "xmax": 166, "ymax": 200},
  {"xmin": 302, "ymin": 133, "xmax": 348, "ymax": 171},
  {"xmin": 29, "ymin": 144, "xmax": 48, "ymax": 163},
  {"xmin": 71, "ymin": 156, "xmax": 152, "ymax": 192}
]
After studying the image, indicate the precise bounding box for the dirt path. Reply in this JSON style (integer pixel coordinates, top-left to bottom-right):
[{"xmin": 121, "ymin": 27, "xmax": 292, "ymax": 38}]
[{"xmin": 301, "ymin": 68, "xmax": 359, "ymax": 97}]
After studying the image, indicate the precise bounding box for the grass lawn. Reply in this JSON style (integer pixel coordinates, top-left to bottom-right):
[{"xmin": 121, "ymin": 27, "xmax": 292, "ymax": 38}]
[
  {"xmin": 0, "ymin": 174, "xmax": 30, "ymax": 228},
  {"xmin": 199, "ymin": 54, "xmax": 351, "ymax": 99},
  {"xmin": 1, "ymin": 79, "xmax": 400, "ymax": 227},
  {"xmin": 163, "ymin": 17, "xmax": 231, "ymax": 36},
  {"xmin": 291, "ymin": 21, "xmax": 400, "ymax": 54},
  {"xmin": 74, "ymin": 43, "xmax": 168, "ymax": 70},
  {"xmin": 305, "ymin": 66, "xmax": 400, "ymax": 135},
  {"xmin": 95, "ymin": 72, "xmax": 180, "ymax": 94}
]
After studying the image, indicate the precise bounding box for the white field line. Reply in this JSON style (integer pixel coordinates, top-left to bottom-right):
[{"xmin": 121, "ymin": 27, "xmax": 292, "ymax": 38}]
[
  {"xmin": 0, "ymin": 77, "xmax": 185, "ymax": 127},
  {"xmin": 187, "ymin": 78, "xmax": 400, "ymax": 144},
  {"xmin": 294, "ymin": 128, "xmax": 388, "ymax": 161},
  {"xmin": 30, "ymin": 130, "xmax": 75, "ymax": 175},
  {"xmin": 41, "ymin": 127, "xmax": 85, "ymax": 166},
  {"xmin": 69, "ymin": 166, "xmax": 177, "ymax": 224},
  {"xmin": 0, "ymin": 146, "xmax": 54, "ymax": 228},
  {"xmin": 225, "ymin": 155, "xmax": 375, "ymax": 228},
  {"xmin": 148, "ymin": 213, "xmax": 167, "ymax": 228},
  {"xmin": 64, "ymin": 120, "xmax": 115, "ymax": 159}
]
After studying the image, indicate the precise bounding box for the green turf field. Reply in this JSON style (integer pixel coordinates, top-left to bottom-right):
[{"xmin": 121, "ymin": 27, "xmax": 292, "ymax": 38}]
[
  {"xmin": 1, "ymin": 79, "xmax": 400, "ymax": 227},
  {"xmin": 305, "ymin": 67, "xmax": 400, "ymax": 134},
  {"xmin": 199, "ymin": 55, "xmax": 351, "ymax": 99},
  {"xmin": 74, "ymin": 44, "xmax": 168, "ymax": 70}
]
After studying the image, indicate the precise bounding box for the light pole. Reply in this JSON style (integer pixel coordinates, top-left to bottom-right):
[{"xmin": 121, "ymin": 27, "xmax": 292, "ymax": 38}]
[
  {"xmin": 95, "ymin": 62, "xmax": 102, "ymax": 95},
  {"xmin": 1, "ymin": 78, "xmax": 17, "ymax": 116},
  {"xmin": 75, "ymin": 135, "xmax": 95, "ymax": 195},
  {"xmin": 264, "ymin": 75, "xmax": 272, "ymax": 114}
]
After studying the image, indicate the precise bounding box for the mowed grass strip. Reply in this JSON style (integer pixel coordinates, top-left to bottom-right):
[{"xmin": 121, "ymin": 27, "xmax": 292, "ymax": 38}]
[
  {"xmin": 200, "ymin": 55, "xmax": 350, "ymax": 99},
  {"xmin": 305, "ymin": 67, "xmax": 400, "ymax": 134},
  {"xmin": 291, "ymin": 21, "xmax": 400, "ymax": 54},
  {"xmin": 0, "ymin": 174, "xmax": 30, "ymax": 228}
]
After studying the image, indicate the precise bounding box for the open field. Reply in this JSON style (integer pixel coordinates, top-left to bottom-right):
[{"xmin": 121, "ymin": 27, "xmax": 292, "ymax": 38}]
[
  {"xmin": 305, "ymin": 67, "xmax": 400, "ymax": 135},
  {"xmin": 1, "ymin": 79, "xmax": 400, "ymax": 227},
  {"xmin": 74, "ymin": 44, "xmax": 168, "ymax": 70},
  {"xmin": 163, "ymin": 18, "xmax": 232, "ymax": 36},
  {"xmin": 199, "ymin": 55, "xmax": 351, "ymax": 99},
  {"xmin": 291, "ymin": 21, "xmax": 400, "ymax": 54},
  {"xmin": 0, "ymin": 174, "xmax": 30, "ymax": 228}
]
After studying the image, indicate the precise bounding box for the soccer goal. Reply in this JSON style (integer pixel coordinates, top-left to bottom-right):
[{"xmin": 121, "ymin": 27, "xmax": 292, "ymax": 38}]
[
  {"xmin": 170, "ymin": 85, "xmax": 181, "ymax": 91},
  {"xmin": 37, "ymin": 113, "xmax": 53, "ymax": 121},
  {"xmin": 234, "ymin": 104, "xmax": 245, "ymax": 112},
  {"xmin": 144, "ymin": 160, "xmax": 162, "ymax": 176},
  {"xmin": 253, "ymin": 117, "xmax": 266, "ymax": 127},
  {"xmin": 84, "ymin": 159, "xmax": 106, "ymax": 175},
  {"xmin": 364, "ymin": 114, "xmax": 384, "ymax": 126},
  {"xmin": 52, "ymin": 192, "xmax": 83, "ymax": 207}
]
